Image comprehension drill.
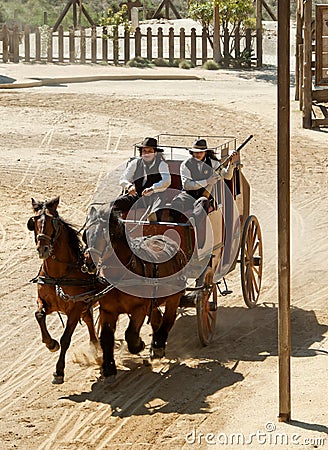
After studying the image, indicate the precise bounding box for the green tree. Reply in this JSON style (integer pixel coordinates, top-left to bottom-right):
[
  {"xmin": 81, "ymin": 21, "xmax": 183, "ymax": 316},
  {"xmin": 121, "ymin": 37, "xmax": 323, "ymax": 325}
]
[
  {"xmin": 188, "ymin": 0, "xmax": 254, "ymax": 31},
  {"xmin": 99, "ymin": 4, "xmax": 130, "ymax": 65},
  {"xmin": 188, "ymin": 0, "xmax": 254, "ymax": 65}
]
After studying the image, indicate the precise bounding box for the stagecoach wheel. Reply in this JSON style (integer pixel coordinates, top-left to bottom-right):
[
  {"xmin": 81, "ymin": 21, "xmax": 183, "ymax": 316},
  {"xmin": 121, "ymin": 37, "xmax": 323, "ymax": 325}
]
[
  {"xmin": 196, "ymin": 267, "xmax": 218, "ymax": 346},
  {"xmin": 240, "ymin": 215, "xmax": 263, "ymax": 308}
]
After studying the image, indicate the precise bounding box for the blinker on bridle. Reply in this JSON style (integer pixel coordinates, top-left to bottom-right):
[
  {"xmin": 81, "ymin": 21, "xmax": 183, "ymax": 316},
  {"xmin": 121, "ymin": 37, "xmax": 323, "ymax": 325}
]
[{"xmin": 28, "ymin": 204, "xmax": 61, "ymax": 248}]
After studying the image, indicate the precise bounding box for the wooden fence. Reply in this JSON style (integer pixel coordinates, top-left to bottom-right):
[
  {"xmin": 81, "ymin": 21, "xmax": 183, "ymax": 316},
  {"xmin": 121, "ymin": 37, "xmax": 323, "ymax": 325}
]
[{"xmin": 0, "ymin": 24, "xmax": 256, "ymax": 67}]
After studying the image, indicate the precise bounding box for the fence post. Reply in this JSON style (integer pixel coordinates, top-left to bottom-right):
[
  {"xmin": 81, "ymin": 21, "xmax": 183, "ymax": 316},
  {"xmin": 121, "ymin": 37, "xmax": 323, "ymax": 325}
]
[
  {"xmin": 35, "ymin": 27, "xmax": 41, "ymax": 62},
  {"xmin": 147, "ymin": 27, "xmax": 152, "ymax": 61},
  {"xmin": 223, "ymin": 27, "xmax": 229, "ymax": 67},
  {"xmin": 24, "ymin": 25, "xmax": 30, "ymax": 62},
  {"xmin": 191, "ymin": 27, "xmax": 196, "ymax": 66},
  {"xmin": 135, "ymin": 27, "xmax": 141, "ymax": 57},
  {"xmin": 80, "ymin": 28, "xmax": 86, "ymax": 63},
  {"xmin": 102, "ymin": 27, "xmax": 108, "ymax": 63},
  {"xmin": 157, "ymin": 27, "xmax": 163, "ymax": 58},
  {"xmin": 169, "ymin": 27, "xmax": 174, "ymax": 64},
  {"xmin": 2, "ymin": 24, "xmax": 9, "ymax": 63},
  {"xmin": 235, "ymin": 25, "xmax": 240, "ymax": 60},
  {"xmin": 13, "ymin": 26, "xmax": 20, "ymax": 63},
  {"xmin": 124, "ymin": 29, "xmax": 130, "ymax": 63},
  {"xmin": 246, "ymin": 28, "xmax": 252, "ymax": 68},
  {"xmin": 180, "ymin": 27, "xmax": 185, "ymax": 61},
  {"xmin": 69, "ymin": 26, "xmax": 75, "ymax": 62},
  {"xmin": 58, "ymin": 25, "xmax": 64, "ymax": 63},
  {"xmin": 91, "ymin": 26, "xmax": 97, "ymax": 63},
  {"xmin": 113, "ymin": 29, "xmax": 119, "ymax": 65},
  {"xmin": 47, "ymin": 29, "xmax": 53, "ymax": 62},
  {"xmin": 202, "ymin": 27, "xmax": 207, "ymax": 65}
]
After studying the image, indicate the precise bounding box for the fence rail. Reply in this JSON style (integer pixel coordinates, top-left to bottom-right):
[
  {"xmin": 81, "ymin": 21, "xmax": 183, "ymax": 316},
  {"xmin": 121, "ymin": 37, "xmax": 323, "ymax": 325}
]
[{"xmin": 0, "ymin": 24, "xmax": 257, "ymax": 67}]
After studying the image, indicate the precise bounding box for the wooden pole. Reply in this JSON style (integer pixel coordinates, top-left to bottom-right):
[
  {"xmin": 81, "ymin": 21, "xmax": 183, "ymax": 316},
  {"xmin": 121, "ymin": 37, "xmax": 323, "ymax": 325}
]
[
  {"xmin": 213, "ymin": 3, "xmax": 221, "ymax": 62},
  {"xmin": 277, "ymin": 0, "xmax": 291, "ymax": 423},
  {"xmin": 295, "ymin": 0, "xmax": 302, "ymax": 101},
  {"xmin": 303, "ymin": 0, "xmax": 312, "ymax": 128},
  {"xmin": 256, "ymin": 0, "xmax": 263, "ymax": 67}
]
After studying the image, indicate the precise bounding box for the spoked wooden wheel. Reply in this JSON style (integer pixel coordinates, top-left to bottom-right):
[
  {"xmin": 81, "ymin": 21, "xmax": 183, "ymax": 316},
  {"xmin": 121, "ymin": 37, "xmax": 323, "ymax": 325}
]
[
  {"xmin": 240, "ymin": 215, "xmax": 263, "ymax": 308},
  {"xmin": 196, "ymin": 267, "xmax": 218, "ymax": 346}
]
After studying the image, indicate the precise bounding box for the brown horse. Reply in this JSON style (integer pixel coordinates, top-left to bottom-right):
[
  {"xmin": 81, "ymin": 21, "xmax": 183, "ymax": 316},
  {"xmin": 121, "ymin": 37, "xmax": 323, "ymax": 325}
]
[
  {"xmin": 27, "ymin": 197, "xmax": 99, "ymax": 384},
  {"xmin": 84, "ymin": 206, "xmax": 187, "ymax": 380}
]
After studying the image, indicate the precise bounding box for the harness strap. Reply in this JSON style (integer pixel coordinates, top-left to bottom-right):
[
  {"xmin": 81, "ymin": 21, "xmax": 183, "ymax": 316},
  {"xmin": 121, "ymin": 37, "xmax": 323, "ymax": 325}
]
[
  {"xmin": 32, "ymin": 275, "xmax": 97, "ymax": 287},
  {"xmin": 56, "ymin": 282, "xmax": 115, "ymax": 303}
]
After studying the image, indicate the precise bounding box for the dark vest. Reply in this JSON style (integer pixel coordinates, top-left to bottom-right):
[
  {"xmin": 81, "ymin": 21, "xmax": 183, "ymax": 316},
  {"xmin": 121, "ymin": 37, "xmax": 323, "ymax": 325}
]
[
  {"xmin": 185, "ymin": 155, "xmax": 214, "ymax": 199},
  {"xmin": 133, "ymin": 155, "xmax": 163, "ymax": 196}
]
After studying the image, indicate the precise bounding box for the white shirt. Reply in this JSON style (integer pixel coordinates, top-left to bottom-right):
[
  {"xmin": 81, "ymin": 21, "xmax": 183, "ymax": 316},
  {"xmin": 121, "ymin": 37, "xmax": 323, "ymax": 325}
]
[
  {"xmin": 119, "ymin": 157, "xmax": 171, "ymax": 193},
  {"xmin": 181, "ymin": 156, "xmax": 234, "ymax": 191}
]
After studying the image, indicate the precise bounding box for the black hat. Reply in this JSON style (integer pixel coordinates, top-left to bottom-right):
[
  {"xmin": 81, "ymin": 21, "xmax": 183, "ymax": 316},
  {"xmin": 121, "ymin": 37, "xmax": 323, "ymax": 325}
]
[
  {"xmin": 191, "ymin": 139, "xmax": 208, "ymax": 152},
  {"xmin": 137, "ymin": 137, "xmax": 158, "ymax": 149},
  {"xmin": 137, "ymin": 137, "xmax": 164, "ymax": 152}
]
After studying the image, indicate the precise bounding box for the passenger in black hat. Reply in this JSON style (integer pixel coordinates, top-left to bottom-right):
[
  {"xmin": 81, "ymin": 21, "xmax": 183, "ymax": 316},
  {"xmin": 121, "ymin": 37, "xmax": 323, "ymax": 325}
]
[
  {"xmin": 170, "ymin": 138, "xmax": 237, "ymax": 223},
  {"xmin": 112, "ymin": 137, "xmax": 171, "ymax": 217}
]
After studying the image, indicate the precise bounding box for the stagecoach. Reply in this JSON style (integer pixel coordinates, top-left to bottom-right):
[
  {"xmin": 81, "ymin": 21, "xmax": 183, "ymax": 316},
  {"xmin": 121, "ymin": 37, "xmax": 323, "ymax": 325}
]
[
  {"xmin": 118, "ymin": 133, "xmax": 263, "ymax": 346},
  {"xmin": 27, "ymin": 133, "xmax": 263, "ymax": 383}
]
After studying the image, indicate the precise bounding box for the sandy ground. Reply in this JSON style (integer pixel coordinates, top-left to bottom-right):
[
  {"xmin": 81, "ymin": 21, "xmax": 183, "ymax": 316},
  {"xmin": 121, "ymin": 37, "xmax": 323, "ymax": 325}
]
[{"xmin": 0, "ymin": 62, "xmax": 327, "ymax": 450}]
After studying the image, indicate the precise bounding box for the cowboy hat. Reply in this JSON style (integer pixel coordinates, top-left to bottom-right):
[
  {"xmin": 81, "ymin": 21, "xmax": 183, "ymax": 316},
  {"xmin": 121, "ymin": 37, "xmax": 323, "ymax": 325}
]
[
  {"xmin": 191, "ymin": 138, "xmax": 208, "ymax": 152},
  {"xmin": 136, "ymin": 137, "xmax": 164, "ymax": 153}
]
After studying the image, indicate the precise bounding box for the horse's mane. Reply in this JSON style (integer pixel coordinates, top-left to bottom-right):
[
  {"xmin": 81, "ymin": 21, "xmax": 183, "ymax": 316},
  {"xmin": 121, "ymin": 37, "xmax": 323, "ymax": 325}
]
[
  {"xmin": 60, "ymin": 217, "xmax": 83, "ymax": 256},
  {"xmin": 109, "ymin": 209, "xmax": 124, "ymax": 241}
]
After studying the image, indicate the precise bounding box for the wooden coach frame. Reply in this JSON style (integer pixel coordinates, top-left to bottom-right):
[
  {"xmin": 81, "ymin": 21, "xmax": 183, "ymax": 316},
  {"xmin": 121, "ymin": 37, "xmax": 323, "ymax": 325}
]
[{"xmin": 315, "ymin": 5, "xmax": 328, "ymax": 86}]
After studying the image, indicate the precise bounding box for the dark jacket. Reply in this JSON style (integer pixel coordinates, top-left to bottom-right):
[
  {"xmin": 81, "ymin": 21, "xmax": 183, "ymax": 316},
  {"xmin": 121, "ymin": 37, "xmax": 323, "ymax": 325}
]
[
  {"xmin": 133, "ymin": 155, "xmax": 163, "ymax": 196},
  {"xmin": 184, "ymin": 155, "xmax": 214, "ymax": 200}
]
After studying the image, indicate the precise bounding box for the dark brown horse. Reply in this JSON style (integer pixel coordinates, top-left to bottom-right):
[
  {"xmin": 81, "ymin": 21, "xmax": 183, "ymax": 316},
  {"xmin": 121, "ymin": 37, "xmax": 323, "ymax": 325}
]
[
  {"xmin": 84, "ymin": 206, "xmax": 187, "ymax": 380},
  {"xmin": 27, "ymin": 197, "xmax": 99, "ymax": 384}
]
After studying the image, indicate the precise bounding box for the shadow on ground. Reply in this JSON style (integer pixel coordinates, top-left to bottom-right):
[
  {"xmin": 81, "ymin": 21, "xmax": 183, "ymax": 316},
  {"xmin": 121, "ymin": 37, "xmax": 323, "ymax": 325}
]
[
  {"xmin": 63, "ymin": 303, "xmax": 326, "ymax": 416},
  {"xmin": 0, "ymin": 75, "xmax": 16, "ymax": 84}
]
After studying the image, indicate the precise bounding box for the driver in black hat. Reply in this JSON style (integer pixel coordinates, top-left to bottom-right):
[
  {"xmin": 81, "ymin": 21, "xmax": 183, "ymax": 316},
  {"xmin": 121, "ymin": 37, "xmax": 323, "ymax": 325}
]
[{"xmin": 112, "ymin": 137, "xmax": 171, "ymax": 217}]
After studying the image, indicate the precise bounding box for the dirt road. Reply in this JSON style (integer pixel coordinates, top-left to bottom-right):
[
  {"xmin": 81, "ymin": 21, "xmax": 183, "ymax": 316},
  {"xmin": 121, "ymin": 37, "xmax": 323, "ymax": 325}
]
[{"xmin": 0, "ymin": 64, "xmax": 327, "ymax": 450}]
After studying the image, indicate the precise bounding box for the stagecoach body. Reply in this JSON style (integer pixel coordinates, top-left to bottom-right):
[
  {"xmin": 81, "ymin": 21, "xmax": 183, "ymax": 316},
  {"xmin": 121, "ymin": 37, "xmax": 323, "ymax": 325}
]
[{"xmin": 121, "ymin": 134, "xmax": 263, "ymax": 345}]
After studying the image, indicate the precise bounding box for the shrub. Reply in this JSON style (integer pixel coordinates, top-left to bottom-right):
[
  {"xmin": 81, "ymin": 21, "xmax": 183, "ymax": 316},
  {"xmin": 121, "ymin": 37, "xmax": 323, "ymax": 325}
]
[
  {"xmin": 153, "ymin": 58, "xmax": 170, "ymax": 67},
  {"xmin": 178, "ymin": 60, "xmax": 193, "ymax": 70},
  {"xmin": 203, "ymin": 60, "xmax": 220, "ymax": 70},
  {"xmin": 127, "ymin": 56, "xmax": 152, "ymax": 68}
]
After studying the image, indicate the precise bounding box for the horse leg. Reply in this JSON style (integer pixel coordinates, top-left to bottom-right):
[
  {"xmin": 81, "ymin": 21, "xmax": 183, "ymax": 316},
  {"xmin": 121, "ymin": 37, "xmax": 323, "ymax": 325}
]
[
  {"xmin": 52, "ymin": 312, "xmax": 80, "ymax": 384},
  {"xmin": 35, "ymin": 302, "xmax": 60, "ymax": 352},
  {"xmin": 125, "ymin": 305, "xmax": 148, "ymax": 354},
  {"xmin": 82, "ymin": 305, "xmax": 99, "ymax": 349},
  {"xmin": 150, "ymin": 293, "xmax": 181, "ymax": 360},
  {"xmin": 100, "ymin": 310, "xmax": 118, "ymax": 379}
]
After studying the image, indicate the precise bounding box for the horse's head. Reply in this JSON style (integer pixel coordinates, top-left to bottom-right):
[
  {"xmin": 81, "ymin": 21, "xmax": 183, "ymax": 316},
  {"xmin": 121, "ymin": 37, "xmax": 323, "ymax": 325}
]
[
  {"xmin": 27, "ymin": 197, "xmax": 61, "ymax": 259},
  {"xmin": 83, "ymin": 206, "xmax": 125, "ymax": 273}
]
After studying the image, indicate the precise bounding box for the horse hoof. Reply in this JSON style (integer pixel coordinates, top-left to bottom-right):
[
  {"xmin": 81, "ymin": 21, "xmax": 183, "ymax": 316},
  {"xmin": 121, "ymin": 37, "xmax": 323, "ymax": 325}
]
[
  {"xmin": 150, "ymin": 347, "xmax": 165, "ymax": 360},
  {"xmin": 127, "ymin": 340, "xmax": 145, "ymax": 355},
  {"xmin": 48, "ymin": 340, "xmax": 60, "ymax": 352},
  {"xmin": 52, "ymin": 373, "xmax": 64, "ymax": 384},
  {"xmin": 99, "ymin": 374, "xmax": 116, "ymax": 384}
]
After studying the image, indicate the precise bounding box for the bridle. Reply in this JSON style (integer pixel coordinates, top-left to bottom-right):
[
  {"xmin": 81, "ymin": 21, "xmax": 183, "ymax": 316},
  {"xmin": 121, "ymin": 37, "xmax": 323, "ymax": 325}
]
[{"xmin": 27, "ymin": 205, "xmax": 62, "ymax": 256}]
